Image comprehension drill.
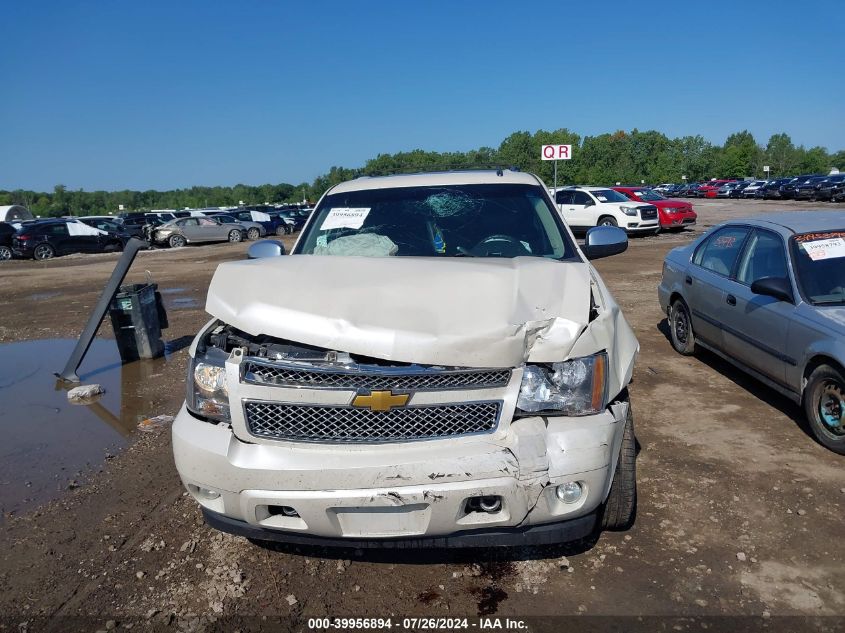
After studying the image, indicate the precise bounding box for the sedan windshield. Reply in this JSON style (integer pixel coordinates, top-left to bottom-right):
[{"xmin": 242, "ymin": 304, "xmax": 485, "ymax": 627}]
[
  {"xmin": 296, "ymin": 183, "xmax": 577, "ymax": 259},
  {"xmin": 631, "ymin": 190, "xmax": 664, "ymax": 201},
  {"xmin": 791, "ymin": 231, "xmax": 845, "ymax": 306}
]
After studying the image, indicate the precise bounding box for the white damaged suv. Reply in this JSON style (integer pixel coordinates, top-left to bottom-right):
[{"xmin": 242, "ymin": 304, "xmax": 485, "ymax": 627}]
[{"xmin": 173, "ymin": 170, "xmax": 640, "ymax": 548}]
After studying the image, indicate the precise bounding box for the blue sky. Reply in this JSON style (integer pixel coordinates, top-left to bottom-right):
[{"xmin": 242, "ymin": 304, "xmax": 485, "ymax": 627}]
[{"xmin": 2, "ymin": 0, "xmax": 842, "ymax": 191}]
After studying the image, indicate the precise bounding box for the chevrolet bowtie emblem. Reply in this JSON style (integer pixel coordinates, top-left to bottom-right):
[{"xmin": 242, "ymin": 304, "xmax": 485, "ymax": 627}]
[{"xmin": 352, "ymin": 390, "xmax": 410, "ymax": 412}]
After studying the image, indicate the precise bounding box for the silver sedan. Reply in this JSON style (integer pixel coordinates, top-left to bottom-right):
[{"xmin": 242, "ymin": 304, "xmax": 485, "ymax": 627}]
[
  {"xmin": 152, "ymin": 217, "xmax": 245, "ymax": 248},
  {"xmin": 658, "ymin": 211, "xmax": 845, "ymax": 455}
]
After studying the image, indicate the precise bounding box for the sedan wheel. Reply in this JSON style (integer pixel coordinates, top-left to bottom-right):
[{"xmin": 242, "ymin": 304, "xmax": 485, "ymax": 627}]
[
  {"xmin": 275, "ymin": 225, "xmax": 288, "ymax": 237},
  {"xmin": 168, "ymin": 234, "xmax": 186, "ymax": 248},
  {"xmin": 804, "ymin": 365, "xmax": 845, "ymax": 454},
  {"xmin": 247, "ymin": 227, "xmax": 261, "ymax": 240},
  {"xmin": 228, "ymin": 230, "xmax": 243, "ymax": 243},
  {"xmin": 33, "ymin": 244, "xmax": 55, "ymax": 260},
  {"xmin": 0, "ymin": 245, "xmax": 12, "ymax": 261},
  {"xmin": 669, "ymin": 299, "xmax": 696, "ymax": 355}
]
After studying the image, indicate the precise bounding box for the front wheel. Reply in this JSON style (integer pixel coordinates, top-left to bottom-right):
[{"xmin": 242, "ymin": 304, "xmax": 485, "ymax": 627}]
[
  {"xmin": 33, "ymin": 244, "xmax": 55, "ymax": 260},
  {"xmin": 228, "ymin": 230, "xmax": 243, "ymax": 243},
  {"xmin": 0, "ymin": 245, "xmax": 12, "ymax": 261},
  {"xmin": 669, "ymin": 298, "xmax": 696, "ymax": 355},
  {"xmin": 275, "ymin": 225, "xmax": 288, "ymax": 237},
  {"xmin": 803, "ymin": 365, "xmax": 845, "ymax": 455},
  {"xmin": 247, "ymin": 227, "xmax": 261, "ymax": 240},
  {"xmin": 598, "ymin": 216, "xmax": 618, "ymax": 227},
  {"xmin": 169, "ymin": 234, "xmax": 186, "ymax": 248},
  {"xmin": 601, "ymin": 404, "xmax": 637, "ymax": 530}
]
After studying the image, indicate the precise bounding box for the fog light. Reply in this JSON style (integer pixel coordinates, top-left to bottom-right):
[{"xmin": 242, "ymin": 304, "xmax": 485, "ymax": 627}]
[
  {"xmin": 197, "ymin": 487, "xmax": 220, "ymax": 500},
  {"xmin": 556, "ymin": 481, "xmax": 583, "ymax": 504}
]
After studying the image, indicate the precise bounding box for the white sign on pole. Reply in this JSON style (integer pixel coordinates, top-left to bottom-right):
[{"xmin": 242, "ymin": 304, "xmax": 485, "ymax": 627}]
[
  {"xmin": 541, "ymin": 145, "xmax": 572, "ymax": 161},
  {"xmin": 763, "ymin": 166, "xmax": 770, "ymax": 172}
]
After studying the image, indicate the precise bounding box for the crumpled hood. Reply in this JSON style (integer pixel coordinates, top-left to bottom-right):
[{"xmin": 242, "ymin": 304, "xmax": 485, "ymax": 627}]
[{"xmin": 205, "ymin": 255, "xmax": 594, "ymax": 368}]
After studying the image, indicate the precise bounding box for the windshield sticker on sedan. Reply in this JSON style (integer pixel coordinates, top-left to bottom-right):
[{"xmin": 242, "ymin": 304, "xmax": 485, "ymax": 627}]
[
  {"xmin": 798, "ymin": 237, "xmax": 845, "ymax": 261},
  {"xmin": 714, "ymin": 235, "xmax": 737, "ymax": 248},
  {"xmin": 320, "ymin": 208, "xmax": 371, "ymax": 230}
]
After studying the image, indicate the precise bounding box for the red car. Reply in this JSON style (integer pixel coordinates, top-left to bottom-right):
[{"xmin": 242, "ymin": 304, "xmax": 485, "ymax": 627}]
[
  {"xmin": 697, "ymin": 179, "xmax": 735, "ymax": 198},
  {"xmin": 612, "ymin": 187, "xmax": 697, "ymax": 230}
]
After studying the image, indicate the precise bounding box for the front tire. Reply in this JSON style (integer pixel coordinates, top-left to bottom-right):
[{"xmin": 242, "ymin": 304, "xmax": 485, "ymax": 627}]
[
  {"xmin": 275, "ymin": 225, "xmax": 287, "ymax": 237},
  {"xmin": 598, "ymin": 216, "xmax": 618, "ymax": 227},
  {"xmin": 0, "ymin": 245, "xmax": 12, "ymax": 261},
  {"xmin": 228, "ymin": 230, "xmax": 243, "ymax": 243},
  {"xmin": 169, "ymin": 234, "xmax": 186, "ymax": 248},
  {"xmin": 803, "ymin": 365, "xmax": 845, "ymax": 455},
  {"xmin": 33, "ymin": 244, "xmax": 55, "ymax": 260},
  {"xmin": 247, "ymin": 227, "xmax": 260, "ymax": 240},
  {"xmin": 669, "ymin": 298, "xmax": 696, "ymax": 355},
  {"xmin": 601, "ymin": 404, "xmax": 637, "ymax": 530}
]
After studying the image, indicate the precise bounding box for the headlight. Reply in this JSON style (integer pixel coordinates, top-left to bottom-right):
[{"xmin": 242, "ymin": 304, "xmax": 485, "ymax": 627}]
[
  {"xmin": 516, "ymin": 352, "xmax": 608, "ymax": 416},
  {"xmin": 619, "ymin": 205, "xmax": 639, "ymax": 216},
  {"xmin": 186, "ymin": 350, "xmax": 230, "ymax": 422}
]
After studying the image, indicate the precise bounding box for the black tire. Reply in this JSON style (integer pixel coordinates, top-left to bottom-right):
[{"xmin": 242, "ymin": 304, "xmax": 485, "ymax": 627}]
[
  {"xmin": 228, "ymin": 230, "xmax": 243, "ymax": 243},
  {"xmin": 247, "ymin": 227, "xmax": 261, "ymax": 240},
  {"xmin": 0, "ymin": 245, "xmax": 11, "ymax": 261},
  {"xmin": 598, "ymin": 216, "xmax": 618, "ymax": 227},
  {"xmin": 601, "ymin": 405, "xmax": 637, "ymax": 530},
  {"xmin": 803, "ymin": 365, "xmax": 845, "ymax": 455},
  {"xmin": 33, "ymin": 243, "xmax": 55, "ymax": 260},
  {"xmin": 669, "ymin": 298, "xmax": 696, "ymax": 355},
  {"xmin": 169, "ymin": 234, "xmax": 186, "ymax": 248},
  {"xmin": 275, "ymin": 225, "xmax": 287, "ymax": 237}
]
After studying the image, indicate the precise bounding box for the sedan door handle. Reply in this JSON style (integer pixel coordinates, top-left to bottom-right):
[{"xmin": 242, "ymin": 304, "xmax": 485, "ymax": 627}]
[
  {"xmin": 726, "ymin": 294, "xmax": 737, "ymax": 306},
  {"xmin": 685, "ymin": 275, "xmax": 693, "ymax": 285}
]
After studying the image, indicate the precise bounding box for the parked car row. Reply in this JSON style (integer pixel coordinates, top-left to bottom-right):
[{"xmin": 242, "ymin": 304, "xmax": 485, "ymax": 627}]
[
  {"xmin": 0, "ymin": 207, "xmax": 315, "ymax": 261},
  {"xmin": 654, "ymin": 174, "xmax": 845, "ymax": 202}
]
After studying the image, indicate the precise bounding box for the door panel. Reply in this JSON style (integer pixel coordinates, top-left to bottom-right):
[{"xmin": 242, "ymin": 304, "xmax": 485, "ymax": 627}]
[
  {"xmin": 718, "ymin": 229, "xmax": 794, "ymax": 387},
  {"xmin": 686, "ymin": 226, "xmax": 752, "ymax": 349}
]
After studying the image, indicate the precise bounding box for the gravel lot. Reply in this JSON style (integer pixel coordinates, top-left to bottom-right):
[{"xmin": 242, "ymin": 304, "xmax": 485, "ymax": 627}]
[{"xmin": 0, "ymin": 200, "xmax": 843, "ymax": 631}]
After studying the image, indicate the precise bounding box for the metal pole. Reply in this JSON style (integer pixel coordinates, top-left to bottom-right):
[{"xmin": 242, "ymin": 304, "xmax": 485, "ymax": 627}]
[
  {"xmin": 56, "ymin": 237, "xmax": 149, "ymax": 383},
  {"xmin": 554, "ymin": 159, "xmax": 558, "ymax": 193}
]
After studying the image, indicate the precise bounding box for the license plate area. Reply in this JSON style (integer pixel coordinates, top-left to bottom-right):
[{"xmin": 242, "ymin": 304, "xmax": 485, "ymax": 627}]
[{"xmin": 332, "ymin": 503, "xmax": 430, "ymax": 537}]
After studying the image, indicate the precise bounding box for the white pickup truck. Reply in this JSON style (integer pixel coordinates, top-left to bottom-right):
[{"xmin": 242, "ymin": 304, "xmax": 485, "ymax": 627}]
[{"xmin": 173, "ymin": 169, "xmax": 640, "ymax": 548}]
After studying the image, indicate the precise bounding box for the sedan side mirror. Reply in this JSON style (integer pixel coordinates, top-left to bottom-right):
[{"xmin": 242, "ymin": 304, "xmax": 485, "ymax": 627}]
[
  {"xmin": 750, "ymin": 277, "xmax": 793, "ymax": 303},
  {"xmin": 247, "ymin": 239, "xmax": 286, "ymax": 259},
  {"xmin": 583, "ymin": 226, "xmax": 628, "ymax": 260}
]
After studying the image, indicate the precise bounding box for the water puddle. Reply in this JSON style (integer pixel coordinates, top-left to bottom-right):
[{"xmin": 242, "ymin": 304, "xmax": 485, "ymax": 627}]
[
  {"xmin": 28, "ymin": 291, "xmax": 64, "ymax": 301},
  {"xmin": 159, "ymin": 288, "xmax": 201, "ymax": 310},
  {"xmin": 0, "ymin": 338, "xmax": 171, "ymax": 520}
]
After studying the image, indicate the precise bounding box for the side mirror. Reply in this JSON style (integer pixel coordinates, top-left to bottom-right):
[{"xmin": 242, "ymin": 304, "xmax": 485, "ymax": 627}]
[
  {"xmin": 751, "ymin": 277, "xmax": 793, "ymax": 303},
  {"xmin": 584, "ymin": 199, "xmax": 595, "ymax": 207},
  {"xmin": 583, "ymin": 226, "xmax": 628, "ymax": 260},
  {"xmin": 247, "ymin": 239, "xmax": 286, "ymax": 259}
]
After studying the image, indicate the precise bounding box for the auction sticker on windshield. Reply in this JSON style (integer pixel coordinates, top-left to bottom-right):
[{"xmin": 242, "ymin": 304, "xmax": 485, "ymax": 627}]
[
  {"xmin": 320, "ymin": 208, "xmax": 371, "ymax": 230},
  {"xmin": 799, "ymin": 237, "xmax": 845, "ymax": 261}
]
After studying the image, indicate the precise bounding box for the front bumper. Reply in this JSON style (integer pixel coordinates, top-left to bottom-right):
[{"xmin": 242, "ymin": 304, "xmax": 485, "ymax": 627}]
[{"xmin": 172, "ymin": 399, "xmax": 629, "ymax": 546}]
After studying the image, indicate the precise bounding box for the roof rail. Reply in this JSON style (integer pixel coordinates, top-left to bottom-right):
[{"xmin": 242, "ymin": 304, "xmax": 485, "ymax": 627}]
[{"xmin": 361, "ymin": 164, "xmax": 522, "ymax": 178}]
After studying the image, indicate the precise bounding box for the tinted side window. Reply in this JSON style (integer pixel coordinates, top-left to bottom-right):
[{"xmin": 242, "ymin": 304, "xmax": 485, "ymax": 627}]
[
  {"xmin": 180, "ymin": 218, "xmax": 199, "ymax": 227},
  {"xmin": 736, "ymin": 230, "xmax": 788, "ymax": 285},
  {"xmin": 43, "ymin": 224, "xmax": 70, "ymax": 236},
  {"xmin": 555, "ymin": 190, "xmax": 574, "ymax": 205},
  {"xmin": 693, "ymin": 227, "xmax": 750, "ymax": 276},
  {"xmin": 572, "ymin": 191, "xmax": 593, "ymax": 205}
]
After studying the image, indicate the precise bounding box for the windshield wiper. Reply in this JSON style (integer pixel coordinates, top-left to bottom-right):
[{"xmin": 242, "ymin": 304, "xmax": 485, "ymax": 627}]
[{"xmin": 812, "ymin": 298, "xmax": 845, "ymax": 306}]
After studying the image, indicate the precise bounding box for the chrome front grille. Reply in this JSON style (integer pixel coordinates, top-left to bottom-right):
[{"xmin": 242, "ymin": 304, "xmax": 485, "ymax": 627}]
[
  {"xmin": 244, "ymin": 400, "xmax": 501, "ymax": 443},
  {"xmin": 243, "ymin": 360, "xmax": 510, "ymax": 391},
  {"xmin": 639, "ymin": 205, "xmax": 658, "ymax": 220}
]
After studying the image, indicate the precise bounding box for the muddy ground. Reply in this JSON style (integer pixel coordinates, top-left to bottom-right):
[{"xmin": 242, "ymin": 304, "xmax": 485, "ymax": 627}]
[{"xmin": 0, "ymin": 201, "xmax": 843, "ymax": 631}]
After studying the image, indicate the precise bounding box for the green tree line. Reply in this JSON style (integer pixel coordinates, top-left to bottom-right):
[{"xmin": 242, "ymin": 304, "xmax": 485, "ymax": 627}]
[{"xmin": 2, "ymin": 129, "xmax": 842, "ymax": 217}]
